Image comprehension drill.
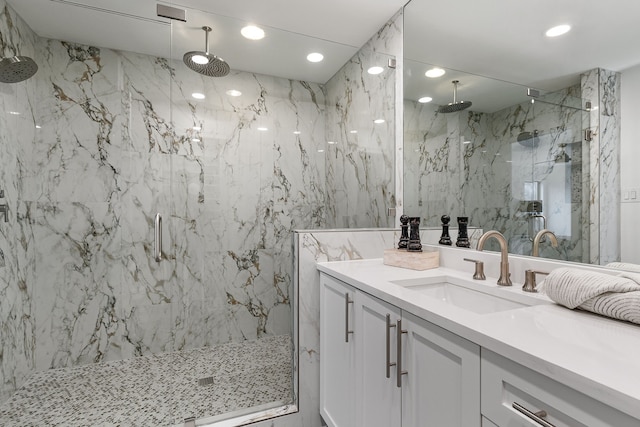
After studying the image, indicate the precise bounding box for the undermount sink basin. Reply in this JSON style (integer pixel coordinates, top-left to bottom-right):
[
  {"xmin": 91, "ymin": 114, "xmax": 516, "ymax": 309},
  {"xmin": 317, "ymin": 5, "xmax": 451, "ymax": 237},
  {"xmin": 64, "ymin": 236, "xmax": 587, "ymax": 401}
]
[{"xmin": 391, "ymin": 276, "xmax": 530, "ymax": 315}]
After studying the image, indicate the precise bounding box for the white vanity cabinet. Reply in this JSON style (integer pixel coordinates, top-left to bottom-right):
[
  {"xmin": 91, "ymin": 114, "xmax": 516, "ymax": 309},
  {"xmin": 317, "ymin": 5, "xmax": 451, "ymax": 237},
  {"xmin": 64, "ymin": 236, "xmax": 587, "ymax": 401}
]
[
  {"xmin": 354, "ymin": 285, "xmax": 402, "ymax": 427},
  {"xmin": 320, "ymin": 274, "xmax": 356, "ymax": 427},
  {"xmin": 481, "ymin": 349, "xmax": 639, "ymax": 427},
  {"xmin": 320, "ymin": 273, "xmax": 481, "ymax": 427},
  {"xmin": 402, "ymin": 311, "xmax": 480, "ymax": 427}
]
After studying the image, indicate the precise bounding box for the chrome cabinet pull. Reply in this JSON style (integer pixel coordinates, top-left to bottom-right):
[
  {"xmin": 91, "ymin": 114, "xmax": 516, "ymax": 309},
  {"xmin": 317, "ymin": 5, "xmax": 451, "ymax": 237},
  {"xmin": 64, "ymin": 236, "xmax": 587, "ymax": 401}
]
[
  {"xmin": 154, "ymin": 213, "xmax": 162, "ymax": 262},
  {"xmin": 345, "ymin": 293, "xmax": 354, "ymax": 342},
  {"xmin": 386, "ymin": 314, "xmax": 397, "ymax": 378},
  {"xmin": 396, "ymin": 319, "xmax": 408, "ymax": 387},
  {"xmin": 513, "ymin": 402, "xmax": 555, "ymax": 427}
]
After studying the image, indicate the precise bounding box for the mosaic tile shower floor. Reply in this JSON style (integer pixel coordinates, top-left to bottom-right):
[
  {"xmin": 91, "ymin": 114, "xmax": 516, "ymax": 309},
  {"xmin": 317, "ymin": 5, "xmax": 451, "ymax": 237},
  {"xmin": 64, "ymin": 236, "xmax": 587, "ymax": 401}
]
[{"xmin": 0, "ymin": 335, "xmax": 293, "ymax": 426}]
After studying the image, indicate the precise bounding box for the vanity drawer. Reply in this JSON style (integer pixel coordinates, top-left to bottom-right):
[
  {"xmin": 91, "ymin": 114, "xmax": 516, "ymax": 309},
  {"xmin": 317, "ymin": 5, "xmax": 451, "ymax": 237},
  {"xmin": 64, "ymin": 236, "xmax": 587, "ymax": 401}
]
[{"xmin": 481, "ymin": 349, "xmax": 638, "ymax": 427}]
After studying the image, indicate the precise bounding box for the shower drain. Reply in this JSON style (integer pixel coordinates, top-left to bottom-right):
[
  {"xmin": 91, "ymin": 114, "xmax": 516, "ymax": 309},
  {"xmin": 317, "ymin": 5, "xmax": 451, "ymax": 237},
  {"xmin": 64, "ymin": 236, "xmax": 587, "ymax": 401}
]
[{"xmin": 198, "ymin": 376, "xmax": 214, "ymax": 386}]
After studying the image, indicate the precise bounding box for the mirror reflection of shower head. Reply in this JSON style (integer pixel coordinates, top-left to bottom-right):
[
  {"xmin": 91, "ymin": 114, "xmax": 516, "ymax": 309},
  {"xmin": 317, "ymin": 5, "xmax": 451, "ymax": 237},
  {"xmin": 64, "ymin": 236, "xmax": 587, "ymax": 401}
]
[
  {"xmin": 437, "ymin": 80, "xmax": 472, "ymax": 113},
  {"xmin": 0, "ymin": 56, "xmax": 38, "ymax": 83},
  {"xmin": 183, "ymin": 26, "xmax": 230, "ymax": 77},
  {"xmin": 517, "ymin": 130, "xmax": 540, "ymax": 148}
]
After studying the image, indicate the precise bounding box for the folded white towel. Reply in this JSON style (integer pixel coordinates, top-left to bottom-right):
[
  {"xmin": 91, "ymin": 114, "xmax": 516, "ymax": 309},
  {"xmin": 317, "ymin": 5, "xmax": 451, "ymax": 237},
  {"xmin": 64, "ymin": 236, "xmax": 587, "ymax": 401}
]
[
  {"xmin": 544, "ymin": 268, "xmax": 640, "ymax": 325},
  {"xmin": 606, "ymin": 262, "xmax": 640, "ymax": 273}
]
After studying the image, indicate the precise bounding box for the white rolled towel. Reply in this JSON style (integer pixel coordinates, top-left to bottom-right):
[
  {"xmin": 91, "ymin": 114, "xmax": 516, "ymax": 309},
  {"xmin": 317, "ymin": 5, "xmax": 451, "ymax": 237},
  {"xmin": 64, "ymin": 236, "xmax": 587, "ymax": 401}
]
[
  {"xmin": 606, "ymin": 262, "xmax": 640, "ymax": 273},
  {"xmin": 544, "ymin": 268, "xmax": 640, "ymax": 325}
]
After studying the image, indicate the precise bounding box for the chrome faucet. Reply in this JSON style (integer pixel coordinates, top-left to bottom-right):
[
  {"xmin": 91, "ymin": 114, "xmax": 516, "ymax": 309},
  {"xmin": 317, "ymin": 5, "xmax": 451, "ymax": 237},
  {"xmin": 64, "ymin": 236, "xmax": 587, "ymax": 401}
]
[
  {"xmin": 532, "ymin": 229, "xmax": 558, "ymax": 257},
  {"xmin": 477, "ymin": 230, "xmax": 512, "ymax": 286}
]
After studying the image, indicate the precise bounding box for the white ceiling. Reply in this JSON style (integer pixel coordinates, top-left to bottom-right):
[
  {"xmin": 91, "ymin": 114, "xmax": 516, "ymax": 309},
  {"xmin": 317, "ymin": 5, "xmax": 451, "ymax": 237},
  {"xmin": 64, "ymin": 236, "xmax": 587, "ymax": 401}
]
[
  {"xmin": 9, "ymin": 0, "xmax": 640, "ymax": 109},
  {"xmin": 404, "ymin": 0, "xmax": 640, "ymax": 111},
  {"xmin": 8, "ymin": 0, "xmax": 409, "ymax": 84}
]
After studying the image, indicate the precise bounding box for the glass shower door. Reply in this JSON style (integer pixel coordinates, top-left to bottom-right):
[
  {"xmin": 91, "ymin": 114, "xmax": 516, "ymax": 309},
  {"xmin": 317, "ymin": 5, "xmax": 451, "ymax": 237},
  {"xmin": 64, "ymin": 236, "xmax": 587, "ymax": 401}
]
[{"xmin": 167, "ymin": 7, "xmax": 296, "ymax": 425}]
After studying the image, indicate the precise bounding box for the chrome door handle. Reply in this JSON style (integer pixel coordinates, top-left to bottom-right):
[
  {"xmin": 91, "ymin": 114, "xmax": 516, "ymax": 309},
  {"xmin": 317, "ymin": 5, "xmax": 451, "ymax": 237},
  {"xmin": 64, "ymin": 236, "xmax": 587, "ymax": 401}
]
[
  {"xmin": 512, "ymin": 402, "xmax": 555, "ymax": 427},
  {"xmin": 345, "ymin": 293, "xmax": 354, "ymax": 342},
  {"xmin": 154, "ymin": 213, "xmax": 162, "ymax": 262},
  {"xmin": 396, "ymin": 319, "xmax": 407, "ymax": 387},
  {"xmin": 386, "ymin": 314, "xmax": 397, "ymax": 378}
]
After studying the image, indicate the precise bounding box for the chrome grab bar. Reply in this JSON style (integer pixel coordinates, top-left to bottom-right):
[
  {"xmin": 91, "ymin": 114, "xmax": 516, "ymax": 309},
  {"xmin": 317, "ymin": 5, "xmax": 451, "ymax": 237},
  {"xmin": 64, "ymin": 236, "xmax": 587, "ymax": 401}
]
[
  {"xmin": 513, "ymin": 402, "xmax": 555, "ymax": 427},
  {"xmin": 154, "ymin": 213, "xmax": 162, "ymax": 262}
]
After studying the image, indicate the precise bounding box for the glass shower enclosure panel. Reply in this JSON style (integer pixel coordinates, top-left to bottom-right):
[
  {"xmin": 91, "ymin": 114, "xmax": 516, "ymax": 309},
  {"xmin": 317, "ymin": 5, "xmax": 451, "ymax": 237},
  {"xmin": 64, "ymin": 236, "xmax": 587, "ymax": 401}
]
[
  {"xmin": 167, "ymin": 8, "xmax": 296, "ymax": 425},
  {"xmin": 509, "ymin": 91, "xmax": 590, "ymax": 262}
]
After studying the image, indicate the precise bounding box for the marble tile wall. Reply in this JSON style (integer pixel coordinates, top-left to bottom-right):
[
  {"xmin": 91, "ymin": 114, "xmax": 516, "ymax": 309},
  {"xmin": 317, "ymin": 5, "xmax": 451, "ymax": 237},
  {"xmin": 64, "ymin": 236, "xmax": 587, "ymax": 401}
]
[
  {"xmin": 0, "ymin": 2, "xmax": 402, "ymax": 417},
  {"xmin": 263, "ymin": 12, "xmax": 405, "ymax": 427},
  {"xmin": 0, "ymin": 0, "xmax": 39, "ymax": 404},
  {"xmin": 404, "ymin": 85, "xmax": 591, "ymax": 261},
  {"xmin": 323, "ymin": 11, "xmax": 401, "ymax": 229},
  {"xmin": 23, "ymin": 38, "xmax": 329, "ymax": 373}
]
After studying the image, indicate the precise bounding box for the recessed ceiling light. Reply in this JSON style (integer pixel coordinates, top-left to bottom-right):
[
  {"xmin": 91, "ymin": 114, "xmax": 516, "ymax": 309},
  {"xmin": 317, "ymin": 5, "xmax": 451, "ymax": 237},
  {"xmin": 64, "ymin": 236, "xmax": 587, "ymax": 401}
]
[
  {"xmin": 368, "ymin": 66, "xmax": 384, "ymax": 75},
  {"xmin": 226, "ymin": 89, "xmax": 242, "ymax": 97},
  {"xmin": 462, "ymin": 140, "xmax": 471, "ymax": 145},
  {"xmin": 35, "ymin": 125, "xmax": 41, "ymax": 129},
  {"xmin": 418, "ymin": 96, "xmax": 433, "ymax": 103},
  {"xmin": 425, "ymin": 67, "xmax": 445, "ymax": 78},
  {"xmin": 258, "ymin": 127, "xmax": 268, "ymax": 131},
  {"xmin": 9, "ymin": 111, "xmax": 20, "ymax": 115},
  {"xmin": 327, "ymin": 141, "xmax": 337, "ymax": 145},
  {"xmin": 350, "ymin": 130, "xmax": 358, "ymax": 134},
  {"xmin": 192, "ymin": 126, "xmax": 201, "ymax": 131},
  {"xmin": 293, "ymin": 131, "xmax": 301, "ymax": 135},
  {"xmin": 317, "ymin": 149, "xmax": 325, "ymax": 153},
  {"xmin": 192, "ymin": 138, "xmax": 201, "ymax": 143},
  {"xmin": 374, "ymin": 119, "xmax": 385, "ymax": 124},
  {"xmin": 546, "ymin": 24, "xmax": 571, "ymax": 37},
  {"xmin": 307, "ymin": 52, "xmax": 324, "ymax": 63},
  {"xmin": 241, "ymin": 25, "xmax": 265, "ymax": 40},
  {"xmin": 191, "ymin": 92, "xmax": 205, "ymax": 100},
  {"xmin": 191, "ymin": 54, "xmax": 209, "ymax": 65}
]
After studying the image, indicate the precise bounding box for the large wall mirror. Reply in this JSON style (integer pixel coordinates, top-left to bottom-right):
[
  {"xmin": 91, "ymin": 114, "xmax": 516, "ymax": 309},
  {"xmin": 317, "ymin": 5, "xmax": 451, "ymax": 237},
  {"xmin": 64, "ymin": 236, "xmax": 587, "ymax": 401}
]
[{"xmin": 403, "ymin": 0, "xmax": 640, "ymax": 268}]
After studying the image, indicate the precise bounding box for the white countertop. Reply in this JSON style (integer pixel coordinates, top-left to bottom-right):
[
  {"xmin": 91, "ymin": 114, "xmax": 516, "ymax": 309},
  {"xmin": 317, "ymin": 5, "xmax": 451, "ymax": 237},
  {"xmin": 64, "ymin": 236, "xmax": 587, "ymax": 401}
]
[{"xmin": 317, "ymin": 258, "xmax": 640, "ymax": 420}]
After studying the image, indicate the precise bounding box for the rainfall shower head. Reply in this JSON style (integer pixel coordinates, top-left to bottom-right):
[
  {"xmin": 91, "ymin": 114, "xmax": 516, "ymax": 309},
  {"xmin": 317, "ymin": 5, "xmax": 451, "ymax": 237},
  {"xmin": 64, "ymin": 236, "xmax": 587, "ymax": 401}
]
[
  {"xmin": 517, "ymin": 130, "xmax": 540, "ymax": 148},
  {"xmin": 0, "ymin": 56, "xmax": 38, "ymax": 83},
  {"xmin": 183, "ymin": 26, "xmax": 230, "ymax": 77},
  {"xmin": 437, "ymin": 80, "xmax": 472, "ymax": 113}
]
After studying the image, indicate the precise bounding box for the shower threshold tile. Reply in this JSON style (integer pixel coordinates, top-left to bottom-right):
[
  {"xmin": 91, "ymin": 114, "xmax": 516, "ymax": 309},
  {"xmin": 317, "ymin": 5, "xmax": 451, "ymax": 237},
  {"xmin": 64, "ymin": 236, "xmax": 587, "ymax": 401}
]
[{"xmin": 0, "ymin": 335, "xmax": 293, "ymax": 427}]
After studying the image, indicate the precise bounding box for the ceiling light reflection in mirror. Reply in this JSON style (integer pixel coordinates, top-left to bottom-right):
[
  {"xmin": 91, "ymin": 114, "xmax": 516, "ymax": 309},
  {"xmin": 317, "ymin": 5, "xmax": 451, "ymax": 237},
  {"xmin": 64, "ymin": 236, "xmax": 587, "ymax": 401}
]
[
  {"xmin": 545, "ymin": 24, "xmax": 571, "ymax": 38},
  {"xmin": 241, "ymin": 25, "xmax": 265, "ymax": 40}
]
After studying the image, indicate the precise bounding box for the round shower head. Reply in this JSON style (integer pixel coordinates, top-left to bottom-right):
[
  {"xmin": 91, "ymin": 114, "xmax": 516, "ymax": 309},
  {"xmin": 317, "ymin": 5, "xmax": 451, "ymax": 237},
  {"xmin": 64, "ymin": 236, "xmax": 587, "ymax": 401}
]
[
  {"xmin": 437, "ymin": 80, "xmax": 472, "ymax": 113},
  {"xmin": 437, "ymin": 100, "xmax": 473, "ymax": 113},
  {"xmin": 517, "ymin": 131, "xmax": 540, "ymax": 148},
  {"xmin": 0, "ymin": 56, "xmax": 38, "ymax": 83},
  {"xmin": 183, "ymin": 26, "xmax": 230, "ymax": 77}
]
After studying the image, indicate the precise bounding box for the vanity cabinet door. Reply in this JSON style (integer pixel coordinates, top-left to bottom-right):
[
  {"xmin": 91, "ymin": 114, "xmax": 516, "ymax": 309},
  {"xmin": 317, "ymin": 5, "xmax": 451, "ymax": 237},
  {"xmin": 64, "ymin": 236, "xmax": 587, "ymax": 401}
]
[
  {"xmin": 320, "ymin": 274, "xmax": 356, "ymax": 427},
  {"xmin": 355, "ymin": 291, "xmax": 402, "ymax": 427},
  {"xmin": 401, "ymin": 311, "xmax": 481, "ymax": 427}
]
